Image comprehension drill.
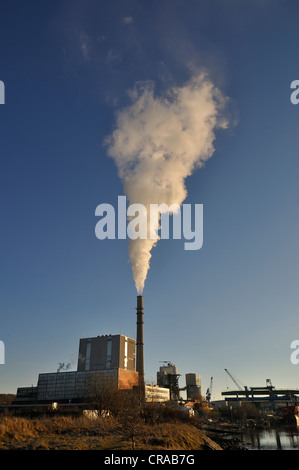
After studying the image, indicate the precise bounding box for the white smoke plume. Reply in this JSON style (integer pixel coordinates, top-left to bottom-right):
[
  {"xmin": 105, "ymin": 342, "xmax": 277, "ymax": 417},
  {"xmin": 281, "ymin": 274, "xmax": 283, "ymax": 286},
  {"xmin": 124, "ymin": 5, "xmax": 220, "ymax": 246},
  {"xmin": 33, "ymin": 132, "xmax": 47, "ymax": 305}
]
[{"xmin": 105, "ymin": 72, "xmax": 229, "ymax": 294}]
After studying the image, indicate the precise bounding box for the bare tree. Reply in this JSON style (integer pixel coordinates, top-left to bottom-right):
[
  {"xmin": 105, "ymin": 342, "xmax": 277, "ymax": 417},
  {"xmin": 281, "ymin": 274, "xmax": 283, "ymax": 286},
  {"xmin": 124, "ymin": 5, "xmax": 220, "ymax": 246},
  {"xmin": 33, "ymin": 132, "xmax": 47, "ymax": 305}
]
[
  {"xmin": 85, "ymin": 372, "xmax": 119, "ymax": 416},
  {"xmin": 116, "ymin": 390, "xmax": 144, "ymax": 450}
]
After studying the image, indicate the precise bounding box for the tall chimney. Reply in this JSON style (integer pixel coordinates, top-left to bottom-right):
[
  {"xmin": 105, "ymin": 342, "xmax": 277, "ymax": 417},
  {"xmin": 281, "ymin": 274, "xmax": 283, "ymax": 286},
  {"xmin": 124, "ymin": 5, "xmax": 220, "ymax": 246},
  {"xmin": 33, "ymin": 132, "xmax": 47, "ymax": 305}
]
[{"xmin": 136, "ymin": 295, "xmax": 145, "ymax": 392}]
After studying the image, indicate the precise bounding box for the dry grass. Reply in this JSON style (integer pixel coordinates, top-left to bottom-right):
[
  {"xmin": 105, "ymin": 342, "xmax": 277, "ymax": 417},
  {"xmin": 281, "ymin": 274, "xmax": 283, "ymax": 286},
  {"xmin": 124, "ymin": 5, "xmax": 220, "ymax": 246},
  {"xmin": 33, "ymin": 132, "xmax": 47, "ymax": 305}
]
[
  {"xmin": 0, "ymin": 414, "xmax": 210, "ymax": 450},
  {"xmin": 142, "ymin": 423, "xmax": 206, "ymax": 449}
]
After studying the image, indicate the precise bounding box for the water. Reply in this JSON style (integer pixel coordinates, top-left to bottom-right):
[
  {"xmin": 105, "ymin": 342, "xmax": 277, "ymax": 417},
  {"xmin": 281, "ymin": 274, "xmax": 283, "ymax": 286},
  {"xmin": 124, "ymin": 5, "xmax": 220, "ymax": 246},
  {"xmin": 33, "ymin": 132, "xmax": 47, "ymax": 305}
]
[{"xmin": 241, "ymin": 425, "xmax": 299, "ymax": 450}]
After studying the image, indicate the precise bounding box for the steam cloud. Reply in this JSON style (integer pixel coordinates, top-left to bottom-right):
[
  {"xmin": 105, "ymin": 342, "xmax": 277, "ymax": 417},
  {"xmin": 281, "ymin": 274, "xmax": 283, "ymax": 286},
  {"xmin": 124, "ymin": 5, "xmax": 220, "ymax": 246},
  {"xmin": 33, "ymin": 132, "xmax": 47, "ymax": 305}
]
[
  {"xmin": 57, "ymin": 362, "xmax": 72, "ymax": 372},
  {"xmin": 105, "ymin": 72, "xmax": 229, "ymax": 294}
]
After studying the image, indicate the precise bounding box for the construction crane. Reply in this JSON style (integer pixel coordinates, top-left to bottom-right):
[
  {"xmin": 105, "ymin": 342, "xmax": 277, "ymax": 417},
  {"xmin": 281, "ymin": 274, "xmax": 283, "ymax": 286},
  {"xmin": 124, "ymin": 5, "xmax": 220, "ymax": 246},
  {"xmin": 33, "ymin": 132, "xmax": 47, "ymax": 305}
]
[
  {"xmin": 224, "ymin": 368, "xmax": 244, "ymax": 391},
  {"xmin": 266, "ymin": 379, "xmax": 273, "ymax": 388},
  {"xmin": 206, "ymin": 377, "xmax": 213, "ymax": 403}
]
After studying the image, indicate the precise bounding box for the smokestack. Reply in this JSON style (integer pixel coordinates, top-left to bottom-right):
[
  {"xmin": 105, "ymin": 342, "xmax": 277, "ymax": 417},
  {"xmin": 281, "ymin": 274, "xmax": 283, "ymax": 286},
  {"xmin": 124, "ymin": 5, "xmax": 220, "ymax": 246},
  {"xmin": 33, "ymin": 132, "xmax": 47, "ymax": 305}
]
[{"xmin": 136, "ymin": 295, "xmax": 145, "ymax": 393}]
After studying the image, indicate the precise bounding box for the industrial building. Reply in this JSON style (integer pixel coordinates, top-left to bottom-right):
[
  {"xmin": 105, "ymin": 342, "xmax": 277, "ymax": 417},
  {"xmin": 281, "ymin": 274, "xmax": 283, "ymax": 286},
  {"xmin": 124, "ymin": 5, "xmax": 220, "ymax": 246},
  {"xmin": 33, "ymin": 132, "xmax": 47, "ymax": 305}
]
[
  {"xmin": 156, "ymin": 362, "xmax": 182, "ymax": 401},
  {"xmin": 77, "ymin": 334, "xmax": 136, "ymax": 372},
  {"xmin": 14, "ymin": 334, "xmax": 139, "ymax": 405},
  {"xmin": 13, "ymin": 296, "xmax": 201, "ymax": 409},
  {"xmin": 145, "ymin": 384, "xmax": 170, "ymax": 402},
  {"xmin": 13, "ymin": 296, "xmax": 148, "ymax": 406},
  {"xmin": 185, "ymin": 373, "xmax": 201, "ymax": 401},
  {"xmin": 156, "ymin": 364, "xmax": 202, "ymax": 402}
]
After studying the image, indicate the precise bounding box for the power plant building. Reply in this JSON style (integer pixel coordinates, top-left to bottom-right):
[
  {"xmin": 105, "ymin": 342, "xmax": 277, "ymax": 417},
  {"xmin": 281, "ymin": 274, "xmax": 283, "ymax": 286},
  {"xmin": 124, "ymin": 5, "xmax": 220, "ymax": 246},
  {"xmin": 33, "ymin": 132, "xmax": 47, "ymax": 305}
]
[
  {"xmin": 14, "ymin": 297, "xmax": 147, "ymax": 406},
  {"xmin": 13, "ymin": 297, "xmax": 197, "ymax": 408},
  {"xmin": 157, "ymin": 362, "xmax": 181, "ymax": 400},
  {"xmin": 36, "ymin": 368, "xmax": 138, "ymax": 403},
  {"xmin": 14, "ymin": 334, "xmax": 139, "ymax": 405},
  {"xmin": 77, "ymin": 334, "xmax": 136, "ymax": 372},
  {"xmin": 185, "ymin": 373, "xmax": 201, "ymax": 400}
]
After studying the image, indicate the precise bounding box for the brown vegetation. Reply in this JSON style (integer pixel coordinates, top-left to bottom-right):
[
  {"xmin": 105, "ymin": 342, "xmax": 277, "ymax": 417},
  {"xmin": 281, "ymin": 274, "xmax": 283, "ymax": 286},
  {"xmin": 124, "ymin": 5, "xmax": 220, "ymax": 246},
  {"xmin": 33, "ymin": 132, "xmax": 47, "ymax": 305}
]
[
  {"xmin": 0, "ymin": 394, "xmax": 15, "ymax": 405},
  {"xmin": 0, "ymin": 388, "xmax": 240, "ymax": 450},
  {"xmin": 0, "ymin": 413, "xmax": 212, "ymax": 450}
]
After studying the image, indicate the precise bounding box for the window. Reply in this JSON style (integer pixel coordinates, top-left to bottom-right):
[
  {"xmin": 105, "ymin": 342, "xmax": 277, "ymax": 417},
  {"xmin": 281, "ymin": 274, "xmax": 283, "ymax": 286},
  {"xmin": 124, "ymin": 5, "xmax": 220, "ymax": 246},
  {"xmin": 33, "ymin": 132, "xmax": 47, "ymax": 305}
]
[{"xmin": 85, "ymin": 340, "xmax": 91, "ymax": 370}]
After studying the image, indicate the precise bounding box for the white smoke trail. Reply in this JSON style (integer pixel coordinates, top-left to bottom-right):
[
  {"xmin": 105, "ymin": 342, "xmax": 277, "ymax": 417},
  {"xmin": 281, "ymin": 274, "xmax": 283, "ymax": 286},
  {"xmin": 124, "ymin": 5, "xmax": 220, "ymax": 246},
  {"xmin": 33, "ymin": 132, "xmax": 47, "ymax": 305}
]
[{"xmin": 105, "ymin": 72, "xmax": 229, "ymax": 294}]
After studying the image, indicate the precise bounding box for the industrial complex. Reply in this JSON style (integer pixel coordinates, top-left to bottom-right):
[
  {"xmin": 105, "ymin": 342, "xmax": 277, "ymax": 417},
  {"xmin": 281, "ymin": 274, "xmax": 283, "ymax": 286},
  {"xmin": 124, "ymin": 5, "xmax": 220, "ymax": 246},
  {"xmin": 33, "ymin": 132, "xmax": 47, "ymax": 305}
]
[
  {"xmin": 8, "ymin": 295, "xmax": 299, "ymax": 423},
  {"xmin": 12, "ymin": 296, "xmax": 200, "ymax": 410}
]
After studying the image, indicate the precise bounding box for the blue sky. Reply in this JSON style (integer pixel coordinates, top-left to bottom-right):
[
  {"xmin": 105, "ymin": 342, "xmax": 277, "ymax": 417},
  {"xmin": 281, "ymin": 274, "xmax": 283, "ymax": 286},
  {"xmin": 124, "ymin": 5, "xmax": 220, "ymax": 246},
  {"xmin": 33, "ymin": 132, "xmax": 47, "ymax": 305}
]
[{"xmin": 0, "ymin": 0, "xmax": 298, "ymax": 400}]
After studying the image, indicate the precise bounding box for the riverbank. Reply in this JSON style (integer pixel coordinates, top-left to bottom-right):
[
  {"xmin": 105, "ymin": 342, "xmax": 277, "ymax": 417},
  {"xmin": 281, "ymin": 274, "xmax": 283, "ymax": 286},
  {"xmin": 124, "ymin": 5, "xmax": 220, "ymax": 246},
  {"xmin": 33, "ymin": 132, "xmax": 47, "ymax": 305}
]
[
  {"xmin": 202, "ymin": 416, "xmax": 299, "ymax": 451},
  {"xmin": 0, "ymin": 414, "xmax": 217, "ymax": 450},
  {"xmin": 1, "ymin": 412, "xmax": 296, "ymax": 450},
  {"xmin": 0, "ymin": 414, "xmax": 246, "ymax": 450}
]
